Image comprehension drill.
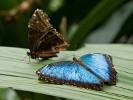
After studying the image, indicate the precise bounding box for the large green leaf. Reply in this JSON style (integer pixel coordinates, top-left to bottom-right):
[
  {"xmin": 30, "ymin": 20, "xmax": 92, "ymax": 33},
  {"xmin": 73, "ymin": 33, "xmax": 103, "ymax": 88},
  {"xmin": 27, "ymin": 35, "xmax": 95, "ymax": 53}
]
[{"xmin": 0, "ymin": 44, "xmax": 133, "ymax": 100}]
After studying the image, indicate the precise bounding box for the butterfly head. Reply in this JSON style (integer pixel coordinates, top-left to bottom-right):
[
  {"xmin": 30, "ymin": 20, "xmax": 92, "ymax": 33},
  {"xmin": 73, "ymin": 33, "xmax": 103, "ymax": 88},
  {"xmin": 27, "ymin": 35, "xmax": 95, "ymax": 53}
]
[
  {"xmin": 27, "ymin": 51, "xmax": 37, "ymax": 59},
  {"xmin": 27, "ymin": 52, "xmax": 30, "ymax": 56}
]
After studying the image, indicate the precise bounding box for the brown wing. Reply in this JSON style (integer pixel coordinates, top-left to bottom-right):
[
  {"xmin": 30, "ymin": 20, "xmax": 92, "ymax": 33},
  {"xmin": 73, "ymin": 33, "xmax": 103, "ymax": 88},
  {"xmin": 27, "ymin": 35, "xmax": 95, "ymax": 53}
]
[
  {"xmin": 35, "ymin": 28, "xmax": 68, "ymax": 58},
  {"xmin": 27, "ymin": 9, "xmax": 68, "ymax": 59}
]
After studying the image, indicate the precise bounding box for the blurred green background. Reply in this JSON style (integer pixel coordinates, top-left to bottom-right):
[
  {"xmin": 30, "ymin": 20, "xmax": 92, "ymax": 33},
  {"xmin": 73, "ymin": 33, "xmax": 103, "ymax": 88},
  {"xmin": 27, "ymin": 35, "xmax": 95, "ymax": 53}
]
[
  {"xmin": 0, "ymin": 0, "xmax": 133, "ymax": 100},
  {"xmin": 0, "ymin": 0, "xmax": 133, "ymax": 50}
]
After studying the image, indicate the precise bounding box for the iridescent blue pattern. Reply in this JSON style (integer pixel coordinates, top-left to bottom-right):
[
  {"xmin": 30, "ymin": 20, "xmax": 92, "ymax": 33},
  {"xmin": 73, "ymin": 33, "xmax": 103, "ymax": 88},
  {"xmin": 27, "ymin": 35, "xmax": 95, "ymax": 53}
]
[
  {"xmin": 36, "ymin": 53, "xmax": 117, "ymax": 90},
  {"xmin": 40, "ymin": 61, "xmax": 101, "ymax": 84},
  {"xmin": 80, "ymin": 54, "xmax": 111, "ymax": 82}
]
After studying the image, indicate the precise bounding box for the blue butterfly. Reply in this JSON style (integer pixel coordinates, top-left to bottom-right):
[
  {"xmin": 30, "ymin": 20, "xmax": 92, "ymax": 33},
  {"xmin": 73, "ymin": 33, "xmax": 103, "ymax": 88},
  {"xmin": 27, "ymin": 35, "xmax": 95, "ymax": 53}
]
[{"xmin": 36, "ymin": 53, "xmax": 117, "ymax": 90}]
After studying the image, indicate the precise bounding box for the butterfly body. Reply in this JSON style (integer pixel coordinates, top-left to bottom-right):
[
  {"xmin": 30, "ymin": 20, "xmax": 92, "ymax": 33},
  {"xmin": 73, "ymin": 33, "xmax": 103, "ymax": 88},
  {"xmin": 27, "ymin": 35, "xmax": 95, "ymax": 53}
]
[
  {"xmin": 36, "ymin": 53, "xmax": 117, "ymax": 90},
  {"xmin": 27, "ymin": 9, "xmax": 68, "ymax": 59}
]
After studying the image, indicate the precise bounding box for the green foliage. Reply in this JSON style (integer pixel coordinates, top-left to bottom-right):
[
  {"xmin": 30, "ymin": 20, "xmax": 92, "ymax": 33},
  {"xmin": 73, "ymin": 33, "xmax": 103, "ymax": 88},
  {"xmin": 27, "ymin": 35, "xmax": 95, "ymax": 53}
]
[
  {"xmin": 0, "ymin": 44, "xmax": 133, "ymax": 100},
  {"xmin": 0, "ymin": 87, "xmax": 20, "ymax": 100},
  {"xmin": 112, "ymin": 12, "xmax": 133, "ymax": 43},
  {"xmin": 68, "ymin": 0, "xmax": 125, "ymax": 49}
]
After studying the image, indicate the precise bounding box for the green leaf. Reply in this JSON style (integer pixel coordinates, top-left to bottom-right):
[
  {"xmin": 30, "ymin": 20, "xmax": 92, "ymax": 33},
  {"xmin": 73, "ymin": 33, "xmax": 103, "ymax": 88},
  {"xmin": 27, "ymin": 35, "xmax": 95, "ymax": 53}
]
[
  {"xmin": 86, "ymin": 1, "xmax": 133, "ymax": 43},
  {"xmin": 112, "ymin": 12, "xmax": 133, "ymax": 43},
  {"xmin": 0, "ymin": 87, "xmax": 20, "ymax": 100},
  {"xmin": 0, "ymin": 44, "xmax": 133, "ymax": 100},
  {"xmin": 68, "ymin": 0, "xmax": 125, "ymax": 49}
]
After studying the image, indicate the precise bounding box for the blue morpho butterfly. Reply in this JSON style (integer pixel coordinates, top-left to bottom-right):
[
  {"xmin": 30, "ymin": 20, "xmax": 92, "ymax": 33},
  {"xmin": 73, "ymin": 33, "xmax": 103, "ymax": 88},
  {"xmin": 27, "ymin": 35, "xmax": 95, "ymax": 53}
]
[{"xmin": 36, "ymin": 53, "xmax": 117, "ymax": 90}]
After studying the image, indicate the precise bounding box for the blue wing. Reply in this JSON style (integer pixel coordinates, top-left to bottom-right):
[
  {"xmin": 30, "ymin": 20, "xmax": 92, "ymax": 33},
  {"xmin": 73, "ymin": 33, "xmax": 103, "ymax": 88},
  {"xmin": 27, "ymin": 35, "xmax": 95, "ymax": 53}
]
[
  {"xmin": 36, "ymin": 61, "xmax": 103, "ymax": 90},
  {"xmin": 79, "ymin": 53, "xmax": 117, "ymax": 84}
]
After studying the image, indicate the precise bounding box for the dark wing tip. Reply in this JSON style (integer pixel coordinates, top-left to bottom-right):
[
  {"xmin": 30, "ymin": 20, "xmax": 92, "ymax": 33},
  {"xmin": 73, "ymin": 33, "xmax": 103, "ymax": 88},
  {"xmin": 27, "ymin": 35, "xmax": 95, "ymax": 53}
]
[{"xmin": 104, "ymin": 54, "xmax": 117, "ymax": 85}]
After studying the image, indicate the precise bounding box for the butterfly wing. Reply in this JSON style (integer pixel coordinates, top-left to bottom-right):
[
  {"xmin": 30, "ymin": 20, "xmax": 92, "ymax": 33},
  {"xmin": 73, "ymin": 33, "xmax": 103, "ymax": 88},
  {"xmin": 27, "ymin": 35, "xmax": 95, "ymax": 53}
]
[
  {"xmin": 79, "ymin": 53, "xmax": 117, "ymax": 85},
  {"xmin": 28, "ymin": 9, "xmax": 52, "ymax": 53},
  {"xmin": 36, "ymin": 61, "xmax": 104, "ymax": 90},
  {"xmin": 35, "ymin": 29, "xmax": 68, "ymax": 58},
  {"xmin": 28, "ymin": 9, "xmax": 68, "ymax": 59}
]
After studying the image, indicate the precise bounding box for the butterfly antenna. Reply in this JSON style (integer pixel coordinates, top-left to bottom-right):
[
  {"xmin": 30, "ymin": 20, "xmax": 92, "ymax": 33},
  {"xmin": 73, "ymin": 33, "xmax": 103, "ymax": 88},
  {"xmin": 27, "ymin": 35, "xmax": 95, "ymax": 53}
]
[
  {"xmin": 21, "ymin": 49, "xmax": 31, "ymax": 63},
  {"xmin": 22, "ymin": 55, "xmax": 27, "ymax": 61},
  {"xmin": 73, "ymin": 44, "xmax": 77, "ymax": 58}
]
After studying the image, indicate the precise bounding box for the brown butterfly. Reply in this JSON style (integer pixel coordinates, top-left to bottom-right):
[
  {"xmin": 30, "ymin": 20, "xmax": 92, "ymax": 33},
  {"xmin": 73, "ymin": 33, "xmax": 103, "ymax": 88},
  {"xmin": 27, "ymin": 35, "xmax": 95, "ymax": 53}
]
[{"xmin": 27, "ymin": 9, "xmax": 69, "ymax": 59}]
